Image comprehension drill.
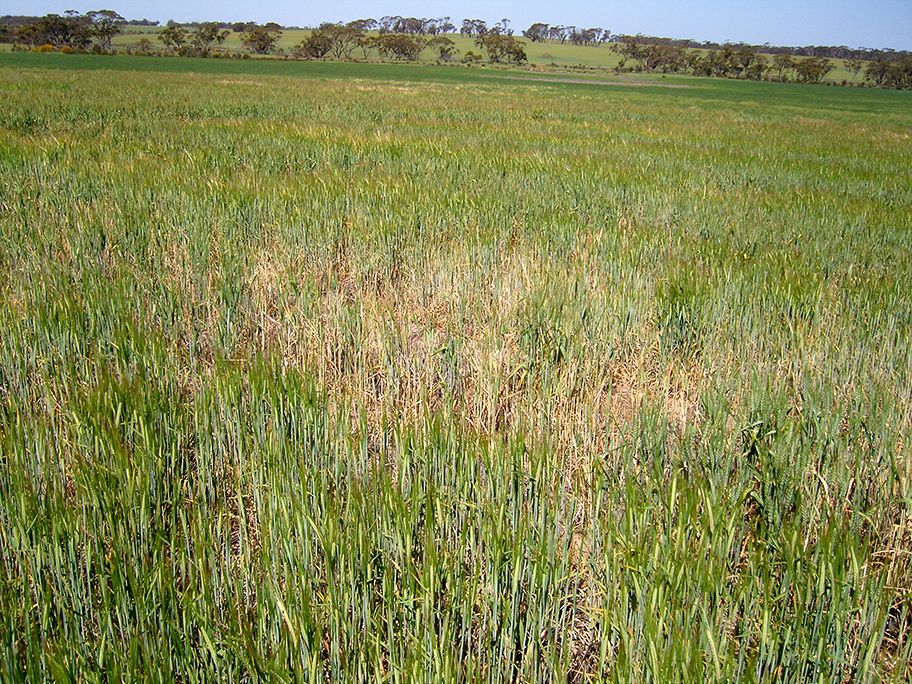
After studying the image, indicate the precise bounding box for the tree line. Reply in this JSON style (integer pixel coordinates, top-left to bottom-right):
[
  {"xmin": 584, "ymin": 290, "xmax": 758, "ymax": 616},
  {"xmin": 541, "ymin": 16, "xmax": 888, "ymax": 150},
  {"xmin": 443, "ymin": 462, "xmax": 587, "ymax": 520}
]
[
  {"xmin": 613, "ymin": 39, "xmax": 912, "ymax": 88},
  {"xmin": 0, "ymin": 14, "xmax": 158, "ymax": 29},
  {"xmin": 610, "ymin": 33, "xmax": 912, "ymax": 63},
  {"xmin": 289, "ymin": 22, "xmax": 527, "ymax": 64},
  {"xmin": 3, "ymin": 11, "xmax": 911, "ymax": 89},
  {"xmin": 2, "ymin": 10, "xmax": 129, "ymax": 52},
  {"xmin": 522, "ymin": 23, "xmax": 611, "ymax": 46},
  {"xmin": 0, "ymin": 12, "xmax": 528, "ymax": 65}
]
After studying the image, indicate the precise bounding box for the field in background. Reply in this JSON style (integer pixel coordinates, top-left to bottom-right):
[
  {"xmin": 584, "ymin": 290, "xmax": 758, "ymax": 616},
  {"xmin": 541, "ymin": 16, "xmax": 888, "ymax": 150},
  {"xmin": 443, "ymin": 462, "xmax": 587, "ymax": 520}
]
[
  {"xmin": 1, "ymin": 53, "xmax": 911, "ymax": 681},
  {"xmin": 115, "ymin": 26, "xmax": 625, "ymax": 68},
  {"xmin": 113, "ymin": 26, "xmax": 861, "ymax": 81}
]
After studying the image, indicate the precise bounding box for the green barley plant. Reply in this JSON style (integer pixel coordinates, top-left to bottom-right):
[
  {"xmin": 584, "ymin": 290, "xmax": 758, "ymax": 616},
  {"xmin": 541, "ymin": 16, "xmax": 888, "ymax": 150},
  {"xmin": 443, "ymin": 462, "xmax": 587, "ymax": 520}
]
[{"xmin": 0, "ymin": 53, "xmax": 910, "ymax": 681}]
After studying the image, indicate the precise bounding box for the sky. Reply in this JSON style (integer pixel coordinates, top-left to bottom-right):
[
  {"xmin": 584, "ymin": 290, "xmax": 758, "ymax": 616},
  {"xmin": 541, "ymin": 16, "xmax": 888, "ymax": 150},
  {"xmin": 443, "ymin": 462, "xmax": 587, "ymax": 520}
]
[{"xmin": 7, "ymin": 1, "xmax": 912, "ymax": 50}]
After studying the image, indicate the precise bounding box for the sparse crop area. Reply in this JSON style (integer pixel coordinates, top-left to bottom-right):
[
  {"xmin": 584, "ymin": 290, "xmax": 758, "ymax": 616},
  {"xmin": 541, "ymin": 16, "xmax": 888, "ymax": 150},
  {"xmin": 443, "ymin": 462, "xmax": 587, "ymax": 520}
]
[{"xmin": 1, "ymin": 53, "xmax": 911, "ymax": 682}]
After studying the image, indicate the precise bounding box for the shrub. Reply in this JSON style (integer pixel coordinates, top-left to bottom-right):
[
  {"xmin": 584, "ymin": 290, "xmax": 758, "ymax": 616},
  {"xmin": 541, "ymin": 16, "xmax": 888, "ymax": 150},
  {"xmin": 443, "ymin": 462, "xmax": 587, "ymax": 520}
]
[
  {"xmin": 427, "ymin": 36, "xmax": 457, "ymax": 62},
  {"xmin": 293, "ymin": 31, "xmax": 333, "ymax": 59},
  {"xmin": 474, "ymin": 33, "xmax": 527, "ymax": 64},
  {"xmin": 241, "ymin": 26, "xmax": 281, "ymax": 55},
  {"xmin": 373, "ymin": 33, "xmax": 425, "ymax": 62}
]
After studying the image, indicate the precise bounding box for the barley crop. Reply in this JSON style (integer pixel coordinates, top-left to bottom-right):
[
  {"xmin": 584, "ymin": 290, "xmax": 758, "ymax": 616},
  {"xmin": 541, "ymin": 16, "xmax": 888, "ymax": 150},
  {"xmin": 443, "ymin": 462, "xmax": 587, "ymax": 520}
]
[{"xmin": 1, "ymin": 54, "xmax": 911, "ymax": 682}]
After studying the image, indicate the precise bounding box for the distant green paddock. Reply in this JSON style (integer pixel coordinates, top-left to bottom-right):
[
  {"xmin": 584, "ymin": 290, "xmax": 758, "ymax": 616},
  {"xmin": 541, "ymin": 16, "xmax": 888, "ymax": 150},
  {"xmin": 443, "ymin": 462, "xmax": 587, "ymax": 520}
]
[
  {"xmin": 0, "ymin": 50, "xmax": 901, "ymax": 113},
  {"xmin": 114, "ymin": 26, "xmax": 862, "ymax": 80},
  {"xmin": 115, "ymin": 27, "xmax": 624, "ymax": 68}
]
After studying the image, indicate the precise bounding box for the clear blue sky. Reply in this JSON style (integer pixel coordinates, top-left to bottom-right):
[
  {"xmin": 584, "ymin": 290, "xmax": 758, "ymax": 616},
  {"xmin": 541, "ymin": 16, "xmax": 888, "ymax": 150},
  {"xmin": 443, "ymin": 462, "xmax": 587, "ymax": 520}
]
[{"xmin": 8, "ymin": 1, "xmax": 912, "ymax": 50}]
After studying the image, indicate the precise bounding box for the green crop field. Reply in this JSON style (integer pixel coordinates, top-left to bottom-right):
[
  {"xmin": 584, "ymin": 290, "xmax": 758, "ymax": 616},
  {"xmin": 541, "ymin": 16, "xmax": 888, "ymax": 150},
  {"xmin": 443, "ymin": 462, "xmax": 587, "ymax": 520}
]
[{"xmin": 1, "ymin": 52, "xmax": 911, "ymax": 682}]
